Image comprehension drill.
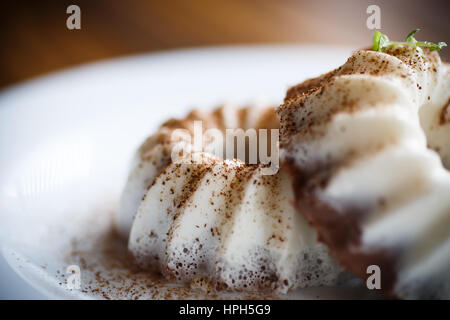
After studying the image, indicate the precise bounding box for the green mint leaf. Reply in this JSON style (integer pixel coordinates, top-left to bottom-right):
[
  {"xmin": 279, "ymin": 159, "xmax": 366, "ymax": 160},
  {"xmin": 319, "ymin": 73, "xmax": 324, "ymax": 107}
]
[
  {"xmin": 430, "ymin": 42, "xmax": 447, "ymax": 51},
  {"xmin": 372, "ymin": 31, "xmax": 389, "ymax": 51},
  {"xmin": 416, "ymin": 41, "xmax": 448, "ymax": 51},
  {"xmin": 372, "ymin": 31, "xmax": 382, "ymax": 51},
  {"xmin": 371, "ymin": 29, "xmax": 447, "ymax": 52},
  {"xmin": 406, "ymin": 28, "xmax": 420, "ymax": 42}
]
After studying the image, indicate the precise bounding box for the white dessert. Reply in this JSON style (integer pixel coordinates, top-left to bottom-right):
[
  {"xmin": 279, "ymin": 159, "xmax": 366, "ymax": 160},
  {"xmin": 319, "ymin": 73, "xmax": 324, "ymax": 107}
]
[{"xmin": 117, "ymin": 105, "xmax": 342, "ymax": 293}]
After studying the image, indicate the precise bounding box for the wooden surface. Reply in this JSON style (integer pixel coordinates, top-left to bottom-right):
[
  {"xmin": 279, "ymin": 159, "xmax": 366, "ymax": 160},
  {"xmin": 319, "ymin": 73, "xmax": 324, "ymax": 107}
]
[{"xmin": 0, "ymin": 0, "xmax": 448, "ymax": 88}]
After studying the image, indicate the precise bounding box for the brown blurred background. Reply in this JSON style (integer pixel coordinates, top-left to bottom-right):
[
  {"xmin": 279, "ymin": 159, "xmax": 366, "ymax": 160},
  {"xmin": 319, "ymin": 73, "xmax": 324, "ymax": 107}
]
[{"xmin": 0, "ymin": 0, "xmax": 448, "ymax": 89}]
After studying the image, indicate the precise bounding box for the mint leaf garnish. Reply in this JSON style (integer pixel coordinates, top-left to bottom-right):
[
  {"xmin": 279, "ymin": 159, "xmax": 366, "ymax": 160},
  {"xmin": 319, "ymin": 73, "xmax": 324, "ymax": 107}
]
[{"xmin": 372, "ymin": 29, "xmax": 447, "ymax": 52}]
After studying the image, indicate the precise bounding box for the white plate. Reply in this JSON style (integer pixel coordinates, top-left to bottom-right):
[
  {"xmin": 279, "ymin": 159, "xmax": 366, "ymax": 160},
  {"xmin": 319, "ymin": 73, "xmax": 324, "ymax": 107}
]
[{"xmin": 0, "ymin": 45, "xmax": 381, "ymax": 299}]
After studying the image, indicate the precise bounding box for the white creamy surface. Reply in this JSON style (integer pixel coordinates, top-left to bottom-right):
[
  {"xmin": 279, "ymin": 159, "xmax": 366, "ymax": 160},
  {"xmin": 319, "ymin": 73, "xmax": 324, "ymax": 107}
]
[{"xmin": 128, "ymin": 153, "xmax": 342, "ymax": 293}]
